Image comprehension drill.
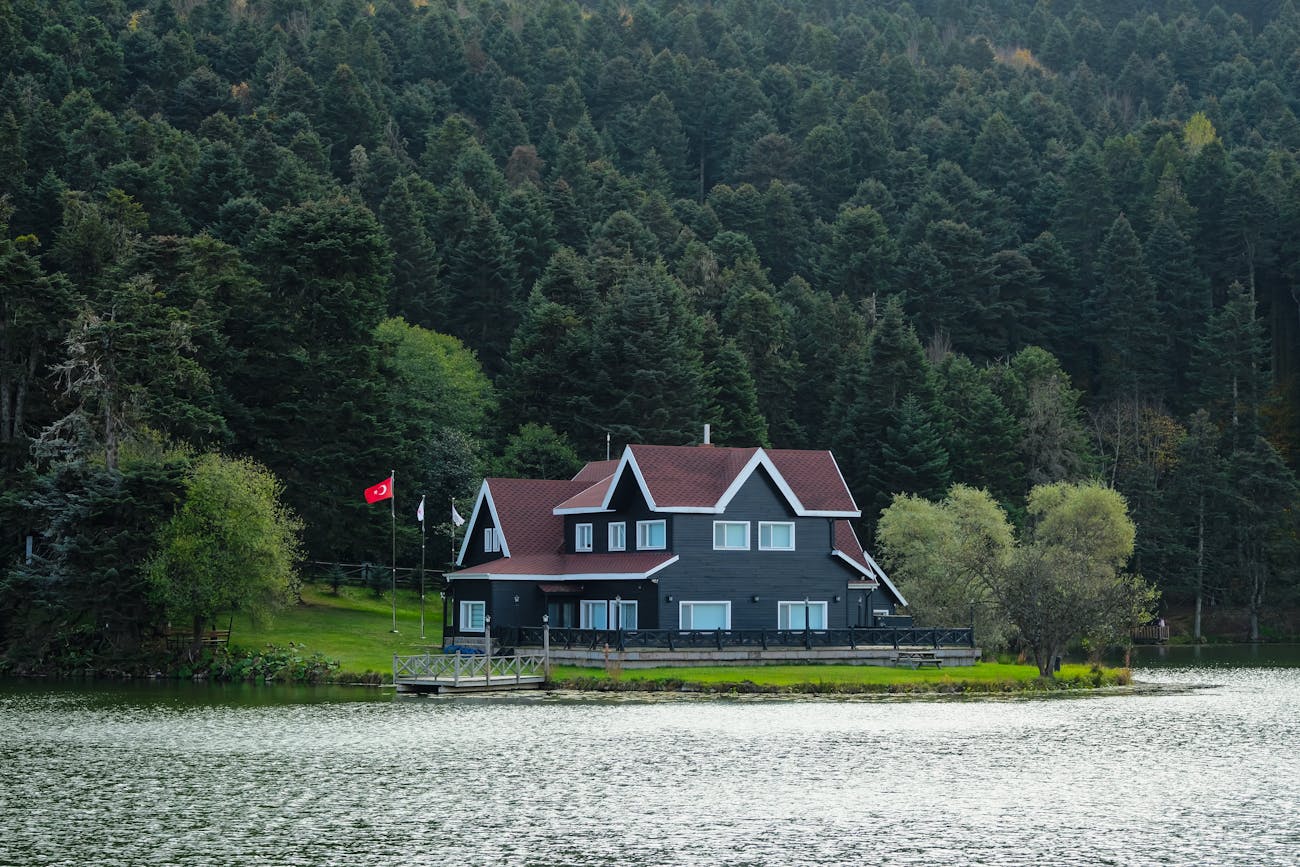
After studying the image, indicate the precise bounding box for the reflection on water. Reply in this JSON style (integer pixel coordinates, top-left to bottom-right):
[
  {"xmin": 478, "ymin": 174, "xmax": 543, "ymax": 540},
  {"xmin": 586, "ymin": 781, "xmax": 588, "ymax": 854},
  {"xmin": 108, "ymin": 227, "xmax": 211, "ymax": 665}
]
[{"xmin": 2, "ymin": 659, "xmax": 1298, "ymax": 866}]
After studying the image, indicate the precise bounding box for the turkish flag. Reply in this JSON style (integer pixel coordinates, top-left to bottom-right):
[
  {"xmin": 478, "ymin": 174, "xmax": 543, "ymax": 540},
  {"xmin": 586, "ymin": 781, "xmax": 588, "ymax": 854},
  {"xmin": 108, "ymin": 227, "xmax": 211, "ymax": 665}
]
[{"xmin": 363, "ymin": 476, "xmax": 394, "ymax": 503}]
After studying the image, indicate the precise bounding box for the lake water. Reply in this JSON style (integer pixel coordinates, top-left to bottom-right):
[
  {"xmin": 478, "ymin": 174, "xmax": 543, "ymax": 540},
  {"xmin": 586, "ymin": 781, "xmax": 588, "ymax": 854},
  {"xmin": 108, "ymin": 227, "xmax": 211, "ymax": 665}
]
[{"xmin": 2, "ymin": 647, "xmax": 1298, "ymax": 866}]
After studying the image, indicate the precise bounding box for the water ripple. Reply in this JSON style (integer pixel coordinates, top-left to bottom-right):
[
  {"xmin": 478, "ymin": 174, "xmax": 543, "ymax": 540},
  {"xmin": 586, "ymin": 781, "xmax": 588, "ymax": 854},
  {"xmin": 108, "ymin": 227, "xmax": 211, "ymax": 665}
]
[{"xmin": 1, "ymin": 667, "xmax": 1297, "ymax": 866}]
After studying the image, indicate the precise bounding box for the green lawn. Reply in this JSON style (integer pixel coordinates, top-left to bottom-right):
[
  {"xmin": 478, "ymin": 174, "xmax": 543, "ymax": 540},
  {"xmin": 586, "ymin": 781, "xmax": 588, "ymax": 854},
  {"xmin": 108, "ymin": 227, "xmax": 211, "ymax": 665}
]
[
  {"xmin": 550, "ymin": 661, "xmax": 1126, "ymax": 690},
  {"xmin": 230, "ymin": 583, "xmax": 443, "ymax": 675}
]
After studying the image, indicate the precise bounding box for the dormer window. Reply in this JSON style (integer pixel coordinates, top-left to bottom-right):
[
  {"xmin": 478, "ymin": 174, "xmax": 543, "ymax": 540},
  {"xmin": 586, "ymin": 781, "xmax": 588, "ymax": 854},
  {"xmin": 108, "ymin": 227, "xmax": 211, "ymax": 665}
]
[
  {"xmin": 576, "ymin": 523, "xmax": 593, "ymax": 552},
  {"xmin": 484, "ymin": 528, "xmax": 500, "ymax": 553}
]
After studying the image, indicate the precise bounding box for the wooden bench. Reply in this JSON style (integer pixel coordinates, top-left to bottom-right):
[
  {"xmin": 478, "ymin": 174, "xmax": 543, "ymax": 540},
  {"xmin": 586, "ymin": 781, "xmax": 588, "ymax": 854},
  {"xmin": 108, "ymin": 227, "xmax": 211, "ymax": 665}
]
[{"xmin": 895, "ymin": 651, "xmax": 942, "ymax": 669}]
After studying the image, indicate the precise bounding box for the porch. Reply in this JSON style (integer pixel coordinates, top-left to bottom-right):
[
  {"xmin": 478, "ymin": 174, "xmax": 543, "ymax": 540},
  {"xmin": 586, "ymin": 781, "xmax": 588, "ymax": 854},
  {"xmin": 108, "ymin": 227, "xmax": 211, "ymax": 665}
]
[{"xmin": 469, "ymin": 625, "xmax": 981, "ymax": 668}]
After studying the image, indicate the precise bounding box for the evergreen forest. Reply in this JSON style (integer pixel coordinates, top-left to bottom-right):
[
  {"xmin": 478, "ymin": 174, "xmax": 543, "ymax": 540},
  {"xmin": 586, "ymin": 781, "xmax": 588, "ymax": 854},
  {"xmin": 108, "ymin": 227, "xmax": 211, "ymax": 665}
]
[{"xmin": 3, "ymin": 0, "xmax": 1300, "ymax": 665}]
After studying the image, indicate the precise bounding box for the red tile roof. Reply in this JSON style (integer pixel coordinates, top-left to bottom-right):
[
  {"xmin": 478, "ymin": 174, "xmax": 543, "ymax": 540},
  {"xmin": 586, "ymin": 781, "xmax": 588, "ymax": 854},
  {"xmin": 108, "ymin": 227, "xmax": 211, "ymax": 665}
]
[
  {"xmin": 768, "ymin": 449, "xmax": 859, "ymax": 513},
  {"xmin": 833, "ymin": 520, "xmax": 874, "ymax": 576},
  {"xmin": 555, "ymin": 445, "xmax": 859, "ymax": 515},
  {"xmin": 456, "ymin": 552, "xmax": 675, "ymax": 577},
  {"xmin": 571, "ymin": 460, "xmax": 619, "ymax": 484},
  {"xmin": 485, "ymin": 479, "xmax": 589, "ymax": 557}
]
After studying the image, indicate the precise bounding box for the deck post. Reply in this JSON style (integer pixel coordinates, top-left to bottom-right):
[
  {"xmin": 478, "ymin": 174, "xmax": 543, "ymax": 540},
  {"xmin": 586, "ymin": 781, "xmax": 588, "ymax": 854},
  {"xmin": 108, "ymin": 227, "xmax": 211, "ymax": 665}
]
[
  {"xmin": 392, "ymin": 653, "xmax": 398, "ymax": 683},
  {"xmin": 542, "ymin": 616, "xmax": 551, "ymax": 680},
  {"xmin": 454, "ymin": 651, "xmax": 461, "ymax": 686}
]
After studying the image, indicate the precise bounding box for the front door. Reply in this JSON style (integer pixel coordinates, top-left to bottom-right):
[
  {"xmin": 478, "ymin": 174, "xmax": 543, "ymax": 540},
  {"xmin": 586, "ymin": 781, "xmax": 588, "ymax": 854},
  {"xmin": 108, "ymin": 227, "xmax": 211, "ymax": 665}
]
[{"xmin": 547, "ymin": 599, "xmax": 577, "ymax": 628}]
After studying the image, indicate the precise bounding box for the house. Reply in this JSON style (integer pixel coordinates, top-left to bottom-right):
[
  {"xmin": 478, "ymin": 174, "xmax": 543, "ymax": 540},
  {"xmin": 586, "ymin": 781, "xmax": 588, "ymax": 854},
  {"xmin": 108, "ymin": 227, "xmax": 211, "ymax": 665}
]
[{"xmin": 444, "ymin": 442, "xmax": 910, "ymax": 643}]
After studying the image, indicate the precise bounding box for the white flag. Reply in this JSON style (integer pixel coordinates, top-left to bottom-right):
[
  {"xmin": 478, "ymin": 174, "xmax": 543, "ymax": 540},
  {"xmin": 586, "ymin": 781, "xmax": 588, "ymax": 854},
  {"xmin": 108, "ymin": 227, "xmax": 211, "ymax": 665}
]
[
  {"xmin": 451, "ymin": 504, "xmax": 465, "ymax": 526},
  {"xmin": 416, "ymin": 496, "xmax": 425, "ymax": 523}
]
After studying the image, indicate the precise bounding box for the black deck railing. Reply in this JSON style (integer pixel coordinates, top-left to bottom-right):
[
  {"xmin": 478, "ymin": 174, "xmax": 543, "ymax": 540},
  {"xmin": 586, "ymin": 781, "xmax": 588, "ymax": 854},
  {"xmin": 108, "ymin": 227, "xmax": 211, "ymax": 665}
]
[{"xmin": 493, "ymin": 626, "xmax": 975, "ymax": 651}]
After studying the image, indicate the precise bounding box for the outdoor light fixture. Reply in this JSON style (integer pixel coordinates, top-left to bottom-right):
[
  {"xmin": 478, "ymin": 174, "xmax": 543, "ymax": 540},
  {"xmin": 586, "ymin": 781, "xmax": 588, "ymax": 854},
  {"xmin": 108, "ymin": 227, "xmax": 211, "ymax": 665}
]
[
  {"xmin": 751, "ymin": 595, "xmax": 760, "ymax": 603},
  {"xmin": 513, "ymin": 595, "xmax": 520, "ymax": 603},
  {"xmin": 833, "ymin": 595, "xmax": 841, "ymax": 603},
  {"xmin": 665, "ymin": 594, "xmax": 674, "ymax": 602}
]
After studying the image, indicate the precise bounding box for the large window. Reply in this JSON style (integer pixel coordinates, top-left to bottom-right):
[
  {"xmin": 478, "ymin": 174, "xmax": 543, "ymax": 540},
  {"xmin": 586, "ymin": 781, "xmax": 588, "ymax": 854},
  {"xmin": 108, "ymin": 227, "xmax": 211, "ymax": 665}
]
[
  {"xmin": 679, "ymin": 601, "xmax": 731, "ymax": 630},
  {"xmin": 712, "ymin": 521, "xmax": 750, "ymax": 550},
  {"xmin": 483, "ymin": 528, "xmax": 500, "ymax": 553},
  {"xmin": 613, "ymin": 600, "xmax": 638, "ymax": 630},
  {"xmin": 579, "ymin": 600, "xmax": 639, "ymax": 629},
  {"xmin": 580, "ymin": 600, "xmax": 608, "ymax": 629},
  {"xmin": 608, "ymin": 522, "xmax": 626, "ymax": 551},
  {"xmin": 576, "ymin": 523, "xmax": 593, "ymax": 552},
  {"xmin": 759, "ymin": 522, "xmax": 795, "ymax": 551},
  {"xmin": 778, "ymin": 601, "xmax": 827, "ymax": 630},
  {"xmin": 637, "ymin": 519, "xmax": 666, "ymax": 550},
  {"xmin": 459, "ymin": 600, "xmax": 486, "ymax": 632}
]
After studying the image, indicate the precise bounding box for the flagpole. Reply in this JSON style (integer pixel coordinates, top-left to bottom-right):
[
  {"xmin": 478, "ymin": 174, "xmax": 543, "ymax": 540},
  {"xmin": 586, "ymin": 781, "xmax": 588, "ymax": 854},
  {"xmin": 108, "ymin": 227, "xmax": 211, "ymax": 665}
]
[
  {"xmin": 420, "ymin": 493, "xmax": 426, "ymax": 640},
  {"xmin": 390, "ymin": 468, "xmax": 398, "ymax": 633}
]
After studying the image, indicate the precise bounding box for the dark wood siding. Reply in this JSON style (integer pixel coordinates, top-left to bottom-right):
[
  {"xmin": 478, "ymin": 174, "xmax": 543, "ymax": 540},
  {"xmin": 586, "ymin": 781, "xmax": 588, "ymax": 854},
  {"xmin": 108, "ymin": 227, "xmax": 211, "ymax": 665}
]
[
  {"xmin": 654, "ymin": 467, "xmax": 891, "ymax": 629},
  {"xmin": 459, "ymin": 502, "xmax": 502, "ymax": 568},
  {"xmin": 562, "ymin": 469, "xmax": 670, "ymax": 554}
]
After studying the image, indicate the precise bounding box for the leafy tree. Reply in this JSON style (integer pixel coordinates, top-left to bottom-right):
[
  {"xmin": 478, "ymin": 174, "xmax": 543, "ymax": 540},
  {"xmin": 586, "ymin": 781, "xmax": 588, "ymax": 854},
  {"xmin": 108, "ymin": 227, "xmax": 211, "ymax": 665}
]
[
  {"xmin": 996, "ymin": 482, "xmax": 1156, "ymax": 675},
  {"xmin": 877, "ymin": 484, "xmax": 1016, "ymax": 650},
  {"xmin": 492, "ymin": 423, "xmax": 584, "ymax": 480},
  {"xmin": 147, "ymin": 453, "xmax": 302, "ymax": 652}
]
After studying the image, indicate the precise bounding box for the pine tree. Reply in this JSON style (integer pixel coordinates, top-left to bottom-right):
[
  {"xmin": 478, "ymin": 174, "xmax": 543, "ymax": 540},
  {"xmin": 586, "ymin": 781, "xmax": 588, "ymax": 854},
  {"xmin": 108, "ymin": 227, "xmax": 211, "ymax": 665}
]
[
  {"xmin": 582, "ymin": 263, "xmax": 709, "ymax": 445},
  {"xmin": 1146, "ymin": 216, "xmax": 1210, "ymax": 413},
  {"xmin": 1193, "ymin": 281, "xmax": 1269, "ymax": 446},
  {"xmin": 720, "ymin": 275, "xmax": 802, "ymax": 446},
  {"xmin": 241, "ymin": 197, "xmax": 395, "ymax": 559},
  {"xmin": 936, "ymin": 355, "xmax": 1024, "ymax": 501},
  {"xmin": 1089, "ymin": 214, "xmax": 1164, "ymax": 401},
  {"xmin": 819, "ymin": 205, "xmax": 897, "ymax": 299},
  {"xmin": 700, "ymin": 318, "xmax": 768, "ymax": 447},
  {"xmin": 442, "ymin": 200, "xmax": 521, "ymax": 374},
  {"xmin": 497, "ymin": 184, "xmax": 558, "ymax": 295},
  {"xmin": 380, "ymin": 175, "xmax": 441, "ymax": 328},
  {"xmin": 868, "ymin": 392, "xmax": 951, "ymax": 522}
]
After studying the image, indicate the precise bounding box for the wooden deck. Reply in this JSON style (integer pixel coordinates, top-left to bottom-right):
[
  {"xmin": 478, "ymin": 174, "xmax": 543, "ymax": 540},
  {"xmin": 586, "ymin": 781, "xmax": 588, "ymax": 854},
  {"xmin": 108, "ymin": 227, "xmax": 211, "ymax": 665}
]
[{"xmin": 393, "ymin": 652, "xmax": 546, "ymax": 694}]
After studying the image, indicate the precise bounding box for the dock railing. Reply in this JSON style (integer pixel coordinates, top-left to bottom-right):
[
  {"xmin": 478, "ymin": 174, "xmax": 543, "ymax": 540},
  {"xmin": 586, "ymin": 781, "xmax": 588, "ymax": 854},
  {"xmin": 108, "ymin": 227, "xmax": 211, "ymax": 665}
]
[
  {"xmin": 393, "ymin": 651, "xmax": 547, "ymax": 687},
  {"xmin": 493, "ymin": 625, "xmax": 974, "ymax": 652}
]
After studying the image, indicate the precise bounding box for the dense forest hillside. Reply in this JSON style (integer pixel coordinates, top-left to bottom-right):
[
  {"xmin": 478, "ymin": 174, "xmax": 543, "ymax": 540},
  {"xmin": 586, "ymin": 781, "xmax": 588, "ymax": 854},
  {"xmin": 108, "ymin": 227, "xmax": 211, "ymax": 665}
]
[{"xmin": 2, "ymin": 0, "xmax": 1299, "ymax": 663}]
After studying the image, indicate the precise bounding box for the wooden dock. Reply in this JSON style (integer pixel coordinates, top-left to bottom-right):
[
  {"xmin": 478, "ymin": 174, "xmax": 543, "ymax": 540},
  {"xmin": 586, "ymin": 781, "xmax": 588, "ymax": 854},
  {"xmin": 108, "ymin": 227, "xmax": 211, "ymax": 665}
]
[{"xmin": 393, "ymin": 651, "xmax": 547, "ymax": 694}]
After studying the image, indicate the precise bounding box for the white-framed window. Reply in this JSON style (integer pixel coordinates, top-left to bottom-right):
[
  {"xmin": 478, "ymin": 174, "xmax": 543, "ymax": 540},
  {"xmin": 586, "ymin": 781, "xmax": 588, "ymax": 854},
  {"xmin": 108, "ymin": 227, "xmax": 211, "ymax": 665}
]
[
  {"xmin": 613, "ymin": 600, "xmax": 638, "ymax": 630},
  {"xmin": 459, "ymin": 600, "xmax": 486, "ymax": 632},
  {"xmin": 608, "ymin": 522, "xmax": 626, "ymax": 551},
  {"xmin": 712, "ymin": 521, "xmax": 750, "ymax": 550},
  {"xmin": 778, "ymin": 601, "xmax": 828, "ymax": 630},
  {"xmin": 483, "ymin": 528, "xmax": 500, "ymax": 553},
  {"xmin": 679, "ymin": 600, "xmax": 731, "ymax": 630},
  {"xmin": 759, "ymin": 521, "xmax": 795, "ymax": 551},
  {"xmin": 576, "ymin": 523, "xmax": 593, "ymax": 552},
  {"xmin": 637, "ymin": 519, "xmax": 666, "ymax": 550},
  {"xmin": 580, "ymin": 599, "xmax": 609, "ymax": 629}
]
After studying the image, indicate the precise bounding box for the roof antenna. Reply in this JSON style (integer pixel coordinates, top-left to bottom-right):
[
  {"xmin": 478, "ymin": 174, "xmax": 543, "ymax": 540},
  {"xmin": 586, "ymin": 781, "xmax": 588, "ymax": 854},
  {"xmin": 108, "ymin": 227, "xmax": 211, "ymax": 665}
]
[
  {"xmin": 606, "ymin": 431, "xmax": 611, "ymax": 461},
  {"xmin": 703, "ymin": 423, "xmax": 711, "ymax": 445}
]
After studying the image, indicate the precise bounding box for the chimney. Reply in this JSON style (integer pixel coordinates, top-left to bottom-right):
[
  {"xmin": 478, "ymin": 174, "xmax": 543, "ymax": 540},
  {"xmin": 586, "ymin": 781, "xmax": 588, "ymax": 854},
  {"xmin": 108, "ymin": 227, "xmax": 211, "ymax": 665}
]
[{"xmin": 702, "ymin": 423, "xmax": 712, "ymax": 446}]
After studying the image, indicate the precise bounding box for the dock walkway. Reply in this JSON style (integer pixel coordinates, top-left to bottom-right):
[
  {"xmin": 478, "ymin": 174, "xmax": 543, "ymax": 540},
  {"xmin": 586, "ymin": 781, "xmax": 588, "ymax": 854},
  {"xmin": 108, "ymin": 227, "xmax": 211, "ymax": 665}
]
[{"xmin": 393, "ymin": 651, "xmax": 546, "ymax": 694}]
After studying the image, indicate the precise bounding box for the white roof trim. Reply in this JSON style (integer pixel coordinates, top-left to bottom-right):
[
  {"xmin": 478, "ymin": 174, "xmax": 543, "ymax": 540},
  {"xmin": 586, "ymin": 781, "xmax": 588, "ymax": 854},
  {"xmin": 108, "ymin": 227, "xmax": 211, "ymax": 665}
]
[
  {"xmin": 601, "ymin": 447, "xmax": 658, "ymax": 511},
  {"xmin": 861, "ymin": 548, "xmax": 907, "ymax": 607},
  {"xmin": 553, "ymin": 507, "xmax": 613, "ymax": 515},
  {"xmin": 454, "ymin": 480, "xmax": 511, "ymax": 566},
  {"xmin": 826, "ymin": 451, "xmax": 861, "ymax": 514},
  {"xmin": 449, "ymin": 555, "xmax": 679, "ymax": 582},
  {"xmin": 832, "ymin": 549, "xmax": 876, "ymax": 580}
]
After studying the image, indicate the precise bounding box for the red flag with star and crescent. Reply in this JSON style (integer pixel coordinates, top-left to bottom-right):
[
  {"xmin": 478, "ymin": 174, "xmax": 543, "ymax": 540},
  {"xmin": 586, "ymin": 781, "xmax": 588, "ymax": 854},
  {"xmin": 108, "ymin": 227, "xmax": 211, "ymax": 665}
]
[{"xmin": 363, "ymin": 476, "xmax": 394, "ymax": 504}]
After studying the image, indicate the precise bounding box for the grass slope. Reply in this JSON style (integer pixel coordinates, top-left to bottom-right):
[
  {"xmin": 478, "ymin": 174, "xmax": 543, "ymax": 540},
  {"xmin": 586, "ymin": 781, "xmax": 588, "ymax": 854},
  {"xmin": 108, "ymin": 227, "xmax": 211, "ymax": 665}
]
[{"xmin": 230, "ymin": 584, "xmax": 443, "ymax": 675}]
